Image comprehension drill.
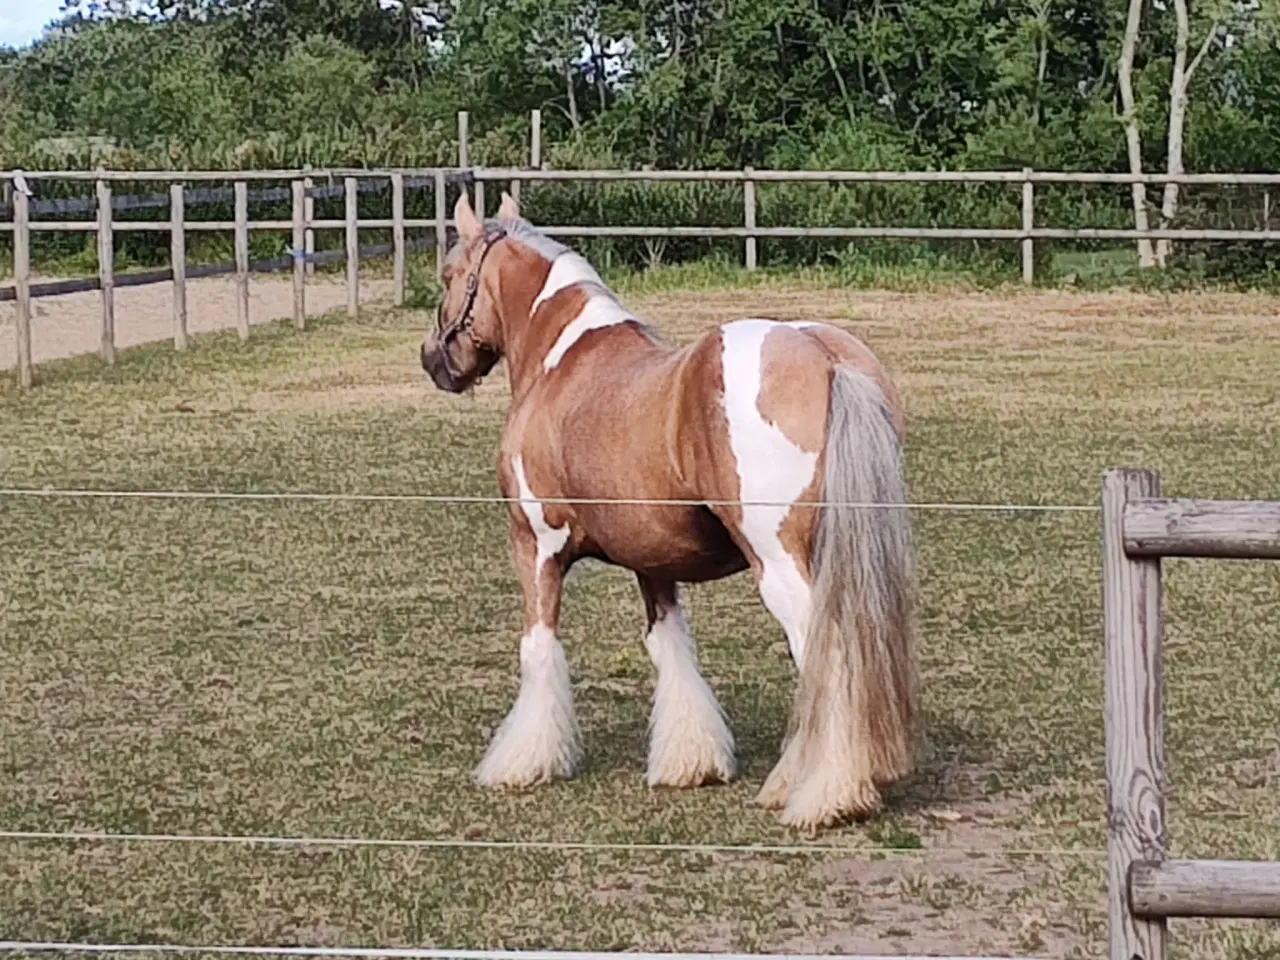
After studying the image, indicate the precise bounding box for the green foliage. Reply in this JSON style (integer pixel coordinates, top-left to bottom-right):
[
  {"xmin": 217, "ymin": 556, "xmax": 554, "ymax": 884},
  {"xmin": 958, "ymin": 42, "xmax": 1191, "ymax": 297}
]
[{"xmin": 3, "ymin": 0, "xmax": 1279, "ymax": 282}]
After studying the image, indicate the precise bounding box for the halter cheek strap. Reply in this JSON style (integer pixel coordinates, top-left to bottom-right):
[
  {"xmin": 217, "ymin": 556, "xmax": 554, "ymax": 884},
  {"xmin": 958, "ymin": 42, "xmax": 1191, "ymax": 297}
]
[{"xmin": 435, "ymin": 228, "xmax": 505, "ymax": 382}]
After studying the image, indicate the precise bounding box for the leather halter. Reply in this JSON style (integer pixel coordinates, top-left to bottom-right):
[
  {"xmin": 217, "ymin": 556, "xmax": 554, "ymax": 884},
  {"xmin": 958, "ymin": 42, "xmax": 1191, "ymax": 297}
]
[{"xmin": 435, "ymin": 227, "xmax": 505, "ymax": 383}]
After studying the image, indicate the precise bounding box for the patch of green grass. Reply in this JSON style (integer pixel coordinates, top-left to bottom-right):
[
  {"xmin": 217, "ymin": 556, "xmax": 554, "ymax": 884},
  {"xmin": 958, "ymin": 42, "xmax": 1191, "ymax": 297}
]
[
  {"xmin": 1, "ymin": 283, "xmax": 1278, "ymax": 958},
  {"xmin": 866, "ymin": 820, "xmax": 923, "ymax": 850}
]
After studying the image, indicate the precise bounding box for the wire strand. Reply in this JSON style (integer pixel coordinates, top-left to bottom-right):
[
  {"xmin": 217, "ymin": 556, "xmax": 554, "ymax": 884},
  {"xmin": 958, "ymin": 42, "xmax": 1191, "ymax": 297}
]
[
  {"xmin": 0, "ymin": 828, "xmax": 1103, "ymax": 859},
  {"xmin": 0, "ymin": 942, "xmax": 1045, "ymax": 960},
  {"xmin": 0, "ymin": 488, "xmax": 1099, "ymax": 513}
]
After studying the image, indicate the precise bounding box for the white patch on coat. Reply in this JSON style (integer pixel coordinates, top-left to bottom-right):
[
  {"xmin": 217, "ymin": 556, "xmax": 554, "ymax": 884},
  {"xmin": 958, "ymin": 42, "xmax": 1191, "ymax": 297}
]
[
  {"xmin": 543, "ymin": 291, "xmax": 636, "ymax": 370},
  {"xmin": 644, "ymin": 602, "xmax": 736, "ymax": 786},
  {"xmin": 531, "ymin": 252, "xmax": 603, "ymax": 314},
  {"xmin": 720, "ymin": 318, "xmax": 819, "ymax": 664},
  {"xmin": 512, "ymin": 455, "xmax": 570, "ymax": 574}
]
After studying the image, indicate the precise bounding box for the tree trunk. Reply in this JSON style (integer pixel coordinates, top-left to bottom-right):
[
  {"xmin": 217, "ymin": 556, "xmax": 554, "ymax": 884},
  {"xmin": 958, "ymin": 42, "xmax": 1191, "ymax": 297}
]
[
  {"xmin": 1118, "ymin": 0, "xmax": 1155, "ymax": 268},
  {"xmin": 823, "ymin": 42, "xmax": 857, "ymax": 124},
  {"xmin": 1156, "ymin": 3, "xmax": 1217, "ymax": 266},
  {"xmin": 564, "ymin": 64, "xmax": 580, "ymax": 129},
  {"xmin": 593, "ymin": 37, "xmax": 608, "ymax": 112}
]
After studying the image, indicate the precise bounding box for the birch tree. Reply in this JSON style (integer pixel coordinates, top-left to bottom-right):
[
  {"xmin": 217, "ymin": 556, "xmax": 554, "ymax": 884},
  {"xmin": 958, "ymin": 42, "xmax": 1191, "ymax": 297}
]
[
  {"xmin": 1117, "ymin": 0, "xmax": 1156, "ymax": 268},
  {"xmin": 1154, "ymin": 0, "xmax": 1225, "ymax": 266}
]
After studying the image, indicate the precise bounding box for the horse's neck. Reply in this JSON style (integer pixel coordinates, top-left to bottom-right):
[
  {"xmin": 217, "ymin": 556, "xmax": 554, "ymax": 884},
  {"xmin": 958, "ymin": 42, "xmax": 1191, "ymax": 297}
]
[{"xmin": 500, "ymin": 251, "xmax": 635, "ymax": 399}]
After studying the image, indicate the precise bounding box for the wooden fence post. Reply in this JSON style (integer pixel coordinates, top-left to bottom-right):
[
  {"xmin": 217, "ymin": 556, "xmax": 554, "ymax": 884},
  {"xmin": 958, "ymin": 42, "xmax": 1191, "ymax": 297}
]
[
  {"xmin": 96, "ymin": 178, "xmax": 116, "ymax": 365},
  {"xmin": 303, "ymin": 167, "xmax": 316, "ymax": 278},
  {"xmin": 744, "ymin": 167, "xmax": 757, "ymax": 271},
  {"xmin": 458, "ymin": 111, "xmax": 470, "ymax": 169},
  {"xmin": 511, "ymin": 110, "xmax": 534, "ymax": 205},
  {"xmin": 13, "ymin": 179, "xmax": 31, "ymax": 389},
  {"xmin": 291, "ymin": 179, "xmax": 306, "ymax": 330},
  {"xmin": 345, "ymin": 176, "xmax": 359, "ymax": 319},
  {"xmin": 170, "ymin": 184, "xmax": 187, "ymax": 351},
  {"xmin": 435, "ymin": 169, "xmax": 448, "ymax": 281},
  {"xmin": 475, "ymin": 178, "xmax": 486, "ymax": 220},
  {"xmin": 392, "ymin": 172, "xmax": 406, "ymax": 307},
  {"xmin": 1102, "ymin": 468, "xmax": 1168, "ymax": 960},
  {"xmin": 234, "ymin": 180, "xmax": 250, "ymax": 340},
  {"xmin": 1022, "ymin": 167, "xmax": 1035, "ymax": 284},
  {"xmin": 509, "ymin": 107, "xmax": 542, "ymax": 210}
]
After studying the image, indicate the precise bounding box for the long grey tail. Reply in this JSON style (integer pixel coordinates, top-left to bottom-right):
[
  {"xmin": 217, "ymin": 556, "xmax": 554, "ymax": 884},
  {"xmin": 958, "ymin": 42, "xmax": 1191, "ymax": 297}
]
[{"xmin": 781, "ymin": 365, "xmax": 919, "ymax": 823}]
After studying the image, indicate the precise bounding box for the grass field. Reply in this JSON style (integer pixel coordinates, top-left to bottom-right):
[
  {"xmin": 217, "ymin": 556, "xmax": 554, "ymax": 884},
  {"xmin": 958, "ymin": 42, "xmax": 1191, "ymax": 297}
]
[{"xmin": 2, "ymin": 278, "xmax": 1279, "ymax": 959}]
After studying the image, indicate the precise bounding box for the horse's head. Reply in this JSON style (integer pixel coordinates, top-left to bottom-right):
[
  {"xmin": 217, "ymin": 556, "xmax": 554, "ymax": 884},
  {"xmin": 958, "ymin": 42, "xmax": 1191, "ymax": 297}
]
[{"xmin": 420, "ymin": 190, "xmax": 521, "ymax": 393}]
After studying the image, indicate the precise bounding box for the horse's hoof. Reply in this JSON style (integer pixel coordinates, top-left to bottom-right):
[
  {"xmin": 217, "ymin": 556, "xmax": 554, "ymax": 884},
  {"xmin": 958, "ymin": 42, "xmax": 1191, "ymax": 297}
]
[
  {"xmin": 775, "ymin": 780, "xmax": 882, "ymax": 829},
  {"xmin": 647, "ymin": 766, "xmax": 735, "ymax": 790}
]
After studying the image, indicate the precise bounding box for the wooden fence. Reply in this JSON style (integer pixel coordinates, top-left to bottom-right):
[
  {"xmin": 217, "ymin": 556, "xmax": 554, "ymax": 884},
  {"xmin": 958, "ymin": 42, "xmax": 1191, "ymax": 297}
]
[
  {"xmin": 3, "ymin": 157, "xmax": 1278, "ymax": 390},
  {"xmin": 1102, "ymin": 469, "xmax": 1280, "ymax": 960}
]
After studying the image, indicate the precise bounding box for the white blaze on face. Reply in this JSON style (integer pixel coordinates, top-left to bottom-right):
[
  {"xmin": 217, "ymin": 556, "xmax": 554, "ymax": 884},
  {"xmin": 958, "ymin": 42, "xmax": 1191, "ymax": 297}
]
[
  {"xmin": 512, "ymin": 455, "xmax": 571, "ymax": 575},
  {"xmin": 720, "ymin": 318, "xmax": 819, "ymax": 662},
  {"xmin": 544, "ymin": 293, "xmax": 635, "ymax": 370}
]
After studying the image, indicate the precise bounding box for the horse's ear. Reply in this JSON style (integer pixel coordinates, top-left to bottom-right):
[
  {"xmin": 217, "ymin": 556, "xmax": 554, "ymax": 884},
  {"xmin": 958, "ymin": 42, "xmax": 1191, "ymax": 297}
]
[
  {"xmin": 497, "ymin": 191, "xmax": 520, "ymax": 221},
  {"xmin": 454, "ymin": 191, "xmax": 483, "ymax": 242}
]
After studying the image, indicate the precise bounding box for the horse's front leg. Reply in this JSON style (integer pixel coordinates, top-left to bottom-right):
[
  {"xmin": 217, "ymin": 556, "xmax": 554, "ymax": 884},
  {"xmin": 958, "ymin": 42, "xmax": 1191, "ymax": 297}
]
[{"xmin": 473, "ymin": 523, "xmax": 583, "ymax": 789}]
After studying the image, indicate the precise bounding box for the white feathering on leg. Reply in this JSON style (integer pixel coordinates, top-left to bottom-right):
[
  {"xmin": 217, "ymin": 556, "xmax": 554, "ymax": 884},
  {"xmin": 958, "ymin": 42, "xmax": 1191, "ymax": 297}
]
[
  {"xmin": 474, "ymin": 624, "xmax": 583, "ymax": 788},
  {"xmin": 644, "ymin": 605, "xmax": 736, "ymax": 788}
]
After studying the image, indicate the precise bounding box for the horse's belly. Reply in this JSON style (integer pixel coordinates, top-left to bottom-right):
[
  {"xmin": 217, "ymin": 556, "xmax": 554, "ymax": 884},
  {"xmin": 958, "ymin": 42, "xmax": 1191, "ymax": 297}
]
[{"xmin": 579, "ymin": 504, "xmax": 747, "ymax": 583}]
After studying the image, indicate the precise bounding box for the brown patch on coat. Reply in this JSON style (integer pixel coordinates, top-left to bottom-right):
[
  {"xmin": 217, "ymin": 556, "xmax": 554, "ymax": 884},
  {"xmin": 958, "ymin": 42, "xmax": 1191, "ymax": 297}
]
[
  {"xmin": 752, "ymin": 326, "xmax": 833, "ymax": 576},
  {"xmin": 799, "ymin": 324, "xmax": 905, "ymax": 437},
  {"xmin": 756, "ymin": 326, "xmax": 830, "ymax": 455}
]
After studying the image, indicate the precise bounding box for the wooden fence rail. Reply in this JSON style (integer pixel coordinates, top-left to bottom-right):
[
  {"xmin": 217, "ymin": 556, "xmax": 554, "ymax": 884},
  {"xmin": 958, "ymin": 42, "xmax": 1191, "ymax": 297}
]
[
  {"xmin": 4, "ymin": 159, "xmax": 1277, "ymax": 389},
  {"xmin": 1102, "ymin": 468, "xmax": 1280, "ymax": 960}
]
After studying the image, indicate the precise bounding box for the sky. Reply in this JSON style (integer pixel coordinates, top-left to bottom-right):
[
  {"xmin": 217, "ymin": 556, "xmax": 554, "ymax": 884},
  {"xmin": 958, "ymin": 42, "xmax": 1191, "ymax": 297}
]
[{"xmin": 0, "ymin": 0, "xmax": 65, "ymax": 49}]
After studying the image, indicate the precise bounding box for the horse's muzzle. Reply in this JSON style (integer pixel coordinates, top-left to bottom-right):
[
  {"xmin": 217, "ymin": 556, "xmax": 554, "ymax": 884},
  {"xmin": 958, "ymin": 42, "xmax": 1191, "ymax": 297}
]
[{"xmin": 420, "ymin": 340, "xmax": 465, "ymax": 393}]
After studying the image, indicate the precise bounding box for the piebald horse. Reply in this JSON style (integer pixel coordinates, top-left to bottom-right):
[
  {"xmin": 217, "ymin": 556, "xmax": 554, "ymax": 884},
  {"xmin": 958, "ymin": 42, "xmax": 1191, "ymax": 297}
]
[{"xmin": 421, "ymin": 191, "xmax": 918, "ymax": 828}]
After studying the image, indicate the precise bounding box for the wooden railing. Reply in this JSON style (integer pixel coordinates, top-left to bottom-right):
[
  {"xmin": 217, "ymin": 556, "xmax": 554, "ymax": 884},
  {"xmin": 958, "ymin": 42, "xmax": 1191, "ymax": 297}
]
[{"xmin": 3, "ymin": 165, "xmax": 1278, "ymax": 390}]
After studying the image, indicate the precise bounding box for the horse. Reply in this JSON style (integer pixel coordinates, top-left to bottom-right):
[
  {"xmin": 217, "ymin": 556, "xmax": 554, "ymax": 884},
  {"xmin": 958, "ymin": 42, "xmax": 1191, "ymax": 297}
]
[{"xmin": 419, "ymin": 190, "xmax": 918, "ymax": 828}]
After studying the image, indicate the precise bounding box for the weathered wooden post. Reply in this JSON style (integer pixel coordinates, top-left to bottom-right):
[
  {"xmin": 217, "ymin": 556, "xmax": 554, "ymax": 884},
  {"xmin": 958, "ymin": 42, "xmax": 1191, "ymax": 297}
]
[
  {"xmin": 392, "ymin": 172, "xmax": 406, "ymax": 307},
  {"xmin": 13, "ymin": 176, "xmax": 32, "ymax": 389},
  {"xmin": 303, "ymin": 166, "xmax": 316, "ymax": 278},
  {"xmin": 435, "ymin": 169, "xmax": 448, "ymax": 281},
  {"xmin": 345, "ymin": 176, "xmax": 359, "ymax": 319},
  {"xmin": 96, "ymin": 177, "xmax": 116, "ymax": 365},
  {"xmin": 1102, "ymin": 468, "xmax": 1168, "ymax": 960},
  {"xmin": 170, "ymin": 184, "xmax": 188, "ymax": 351},
  {"xmin": 291, "ymin": 179, "xmax": 306, "ymax": 330},
  {"xmin": 1021, "ymin": 167, "xmax": 1035, "ymax": 285},
  {"xmin": 234, "ymin": 180, "xmax": 250, "ymax": 339}
]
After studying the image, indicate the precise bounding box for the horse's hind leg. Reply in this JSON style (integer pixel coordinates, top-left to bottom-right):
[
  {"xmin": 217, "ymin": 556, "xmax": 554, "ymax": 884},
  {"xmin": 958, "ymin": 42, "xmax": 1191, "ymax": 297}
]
[
  {"xmin": 474, "ymin": 524, "xmax": 583, "ymax": 789},
  {"xmin": 744, "ymin": 541, "xmax": 814, "ymax": 812},
  {"xmin": 638, "ymin": 575, "xmax": 736, "ymax": 787}
]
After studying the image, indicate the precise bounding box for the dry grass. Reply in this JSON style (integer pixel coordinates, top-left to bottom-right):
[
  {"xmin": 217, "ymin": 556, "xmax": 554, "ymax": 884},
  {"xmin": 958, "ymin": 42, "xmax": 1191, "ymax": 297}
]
[{"xmin": 1, "ymin": 283, "xmax": 1279, "ymax": 958}]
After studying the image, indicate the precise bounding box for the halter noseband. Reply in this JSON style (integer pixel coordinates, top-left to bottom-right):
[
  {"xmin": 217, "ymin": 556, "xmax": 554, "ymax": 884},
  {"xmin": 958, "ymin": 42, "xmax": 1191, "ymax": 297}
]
[{"xmin": 435, "ymin": 227, "xmax": 505, "ymax": 383}]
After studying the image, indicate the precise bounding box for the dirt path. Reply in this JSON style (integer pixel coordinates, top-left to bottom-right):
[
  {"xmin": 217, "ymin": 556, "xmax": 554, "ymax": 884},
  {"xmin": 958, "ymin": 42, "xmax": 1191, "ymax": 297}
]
[{"xmin": 0, "ymin": 274, "xmax": 397, "ymax": 370}]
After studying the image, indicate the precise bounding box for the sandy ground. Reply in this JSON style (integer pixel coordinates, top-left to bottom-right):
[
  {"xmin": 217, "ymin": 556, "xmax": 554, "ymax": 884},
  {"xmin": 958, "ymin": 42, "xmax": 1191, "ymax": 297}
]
[{"xmin": 0, "ymin": 274, "xmax": 397, "ymax": 370}]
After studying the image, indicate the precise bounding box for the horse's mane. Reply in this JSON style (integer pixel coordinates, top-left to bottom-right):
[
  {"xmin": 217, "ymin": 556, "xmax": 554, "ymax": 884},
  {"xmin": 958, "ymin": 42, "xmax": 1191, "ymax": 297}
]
[{"xmin": 491, "ymin": 216, "xmax": 573, "ymax": 264}]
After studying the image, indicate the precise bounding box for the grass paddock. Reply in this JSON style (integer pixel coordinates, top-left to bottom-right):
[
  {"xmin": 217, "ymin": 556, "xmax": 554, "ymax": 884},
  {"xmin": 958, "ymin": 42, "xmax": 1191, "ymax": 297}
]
[{"xmin": 2, "ymin": 279, "xmax": 1278, "ymax": 958}]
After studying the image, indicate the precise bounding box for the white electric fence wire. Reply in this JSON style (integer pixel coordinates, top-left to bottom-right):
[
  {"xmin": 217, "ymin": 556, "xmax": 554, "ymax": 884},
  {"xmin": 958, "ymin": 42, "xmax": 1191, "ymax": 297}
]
[
  {"xmin": 0, "ymin": 828, "xmax": 1102, "ymax": 858},
  {"xmin": 0, "ymin": 944, "xmax": 1047, "ymax": 960},
  {"xmin": 0, "ymin": 487, "xmax": 1098, "ymax": 512}
]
